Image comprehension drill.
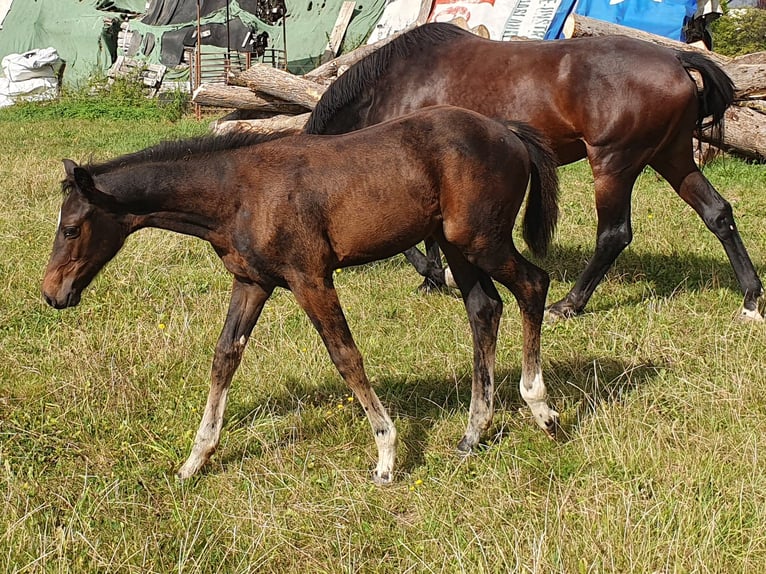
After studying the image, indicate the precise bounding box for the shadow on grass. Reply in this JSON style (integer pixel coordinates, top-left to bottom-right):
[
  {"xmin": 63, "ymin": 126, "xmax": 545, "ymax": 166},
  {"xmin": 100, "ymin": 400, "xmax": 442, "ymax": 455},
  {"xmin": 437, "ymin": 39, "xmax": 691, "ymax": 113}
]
[
  {"xmin": 350, "ymin": 242, "xmax": 743, "ymax": 310},
  {"xmin": 219, "ymin": 354, "xmax": 664, "ymax": 476},
  {"xmin": 534, "ymin": 243, "xmax": 741, "ymax": 299}
]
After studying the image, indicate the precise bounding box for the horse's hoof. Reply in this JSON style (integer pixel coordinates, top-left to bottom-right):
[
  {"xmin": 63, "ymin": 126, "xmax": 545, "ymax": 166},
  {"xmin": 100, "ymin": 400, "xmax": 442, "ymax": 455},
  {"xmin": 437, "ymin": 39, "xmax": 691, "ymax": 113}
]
[
  {"xmin": 543, "ymin": 416, "xmax": 561, "ymax": 441},
  {"xmin": 533, "ymin": 408, "xmax": 560, "ymax": 440},
  {"xmin": 739, "ymin": 307, "xmax": 764, "ymax": 322},
  {"xmin": 416, "ymin": 277, "xmax": 449, "ymax": 295},
  {"xmin": 444, "ymin": 267, "xmax": 459, "ymax": 290},
  {"xmin": 372, "ymin": 469, "xmax": 393, "ymax": 486},
  {"xmin": 456, "ymin": 435, "xmax": 475, "ymax": 454},
  {"xmin": 545, "ymin": 302, "xmax": 579, "ymax": 323}
]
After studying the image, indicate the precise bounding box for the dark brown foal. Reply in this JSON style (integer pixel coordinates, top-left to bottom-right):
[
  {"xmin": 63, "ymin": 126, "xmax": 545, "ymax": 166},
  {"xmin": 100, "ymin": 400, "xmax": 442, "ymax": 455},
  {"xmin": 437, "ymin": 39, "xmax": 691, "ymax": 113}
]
[{"xmin": 42, "ymin": 106, "xmax": 560, "ymax": 483}]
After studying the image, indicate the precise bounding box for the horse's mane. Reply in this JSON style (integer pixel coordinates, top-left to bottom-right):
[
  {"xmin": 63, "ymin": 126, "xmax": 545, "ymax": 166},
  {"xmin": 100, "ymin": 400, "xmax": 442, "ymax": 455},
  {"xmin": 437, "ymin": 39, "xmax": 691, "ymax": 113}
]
[
  {"xmin": 305, "ymin": 23, "xmax": 470, "ymax": 134},
  {"xmin": 85, "ymin": 129, "xmax": 297, "ymax": 177}
]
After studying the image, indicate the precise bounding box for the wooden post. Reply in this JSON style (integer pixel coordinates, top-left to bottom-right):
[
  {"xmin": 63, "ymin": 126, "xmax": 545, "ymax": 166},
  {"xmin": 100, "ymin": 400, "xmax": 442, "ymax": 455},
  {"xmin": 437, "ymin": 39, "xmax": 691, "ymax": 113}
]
[{"xmin": 321, "ymin": 1, "xmax": 356, "ymax": 64}]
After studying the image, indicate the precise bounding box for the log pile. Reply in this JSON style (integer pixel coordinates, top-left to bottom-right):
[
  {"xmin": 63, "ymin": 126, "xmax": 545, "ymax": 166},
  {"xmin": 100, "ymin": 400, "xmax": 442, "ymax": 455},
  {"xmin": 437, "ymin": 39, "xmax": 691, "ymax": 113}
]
[
  {"xmin": 199, "ymin": 31, "xmax": 406, "ymax": 135},
  {"xmin": 197, "ymin": 16, "xmax": 766, "ymax": 161}
]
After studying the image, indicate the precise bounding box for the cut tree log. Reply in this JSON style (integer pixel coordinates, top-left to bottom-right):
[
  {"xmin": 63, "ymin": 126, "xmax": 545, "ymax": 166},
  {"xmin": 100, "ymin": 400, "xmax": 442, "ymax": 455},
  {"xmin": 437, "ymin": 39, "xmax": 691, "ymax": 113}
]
[
  {"xmin": 229, "ymin": 64, "xmax": 325, "ymax": 109},
  {"xmin": 699, "ymin": 106, "xmax": 766, "ymax": 162},
  {"xmin": 211, "ymin": 113, "xmax": 310, "ymax": 135},
  {"xmin": 192, "ymin": 83, "xmax": 307, "ymax": 113},
  {"xmin": 563, "ymin": 13, "xmax": 766, "ymax": 99}
]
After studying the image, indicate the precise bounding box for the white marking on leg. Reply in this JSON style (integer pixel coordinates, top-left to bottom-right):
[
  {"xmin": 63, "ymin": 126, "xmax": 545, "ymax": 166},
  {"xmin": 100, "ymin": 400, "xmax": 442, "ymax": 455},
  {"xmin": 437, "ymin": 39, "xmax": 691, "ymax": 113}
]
[
  {"xmin": 740, "ymin": 306, "xmax": 764, "ymax": 322},
  {"xmin": 177, "ymin": 386, "xmax": 229, "ymax": 479},
  {"xmin": 520, "ymin": 371, "xmax": 559, "ymax": 433},
  {"xmin": 444, "ymin": 267, "xmax": 459, "ymax": 289},
  {"xmin": 373, "ymin": 422, "xmax": 397, "ymax": 485}
]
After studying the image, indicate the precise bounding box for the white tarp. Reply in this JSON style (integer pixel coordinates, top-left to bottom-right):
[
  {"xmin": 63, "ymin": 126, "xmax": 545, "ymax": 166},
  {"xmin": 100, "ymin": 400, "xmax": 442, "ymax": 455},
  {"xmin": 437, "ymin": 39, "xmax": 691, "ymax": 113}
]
[
  {"xmin": 367, "ymin": 0, "xmax": 423, "ymax": 44},
  {"xmin": 425, "ymin": 0, "xmax": 563, "ymax": 40},
  {"xmin": 0, "ymin": 47, "xmax": 62, "ymax": 107},
  {"xmin": 0, "ymin": 0, "xmax": 12, "ymax": 30}
]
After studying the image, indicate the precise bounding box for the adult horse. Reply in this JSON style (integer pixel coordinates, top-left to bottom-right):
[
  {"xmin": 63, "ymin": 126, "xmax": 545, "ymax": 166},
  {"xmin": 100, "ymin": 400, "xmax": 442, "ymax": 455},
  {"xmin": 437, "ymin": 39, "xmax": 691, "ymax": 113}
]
[
  {"xmin": 305, "ymin": 22, "xmax": 764, "ymax": 321},
  {"xmin": 42, "ymin": 106, "xmax": 560, "ymax": 483}
]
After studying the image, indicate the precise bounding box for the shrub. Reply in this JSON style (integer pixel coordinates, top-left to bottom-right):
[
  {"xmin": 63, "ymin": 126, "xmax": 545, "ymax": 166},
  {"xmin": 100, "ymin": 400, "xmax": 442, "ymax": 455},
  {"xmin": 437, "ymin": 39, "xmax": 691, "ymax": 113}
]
[
  {"xmin": 0, "ymin": 73, "xmax": 190, "ymax": 122},
  {"xmin": 712, "ymin": 7, "xmax": 766, "ymax": 56}
]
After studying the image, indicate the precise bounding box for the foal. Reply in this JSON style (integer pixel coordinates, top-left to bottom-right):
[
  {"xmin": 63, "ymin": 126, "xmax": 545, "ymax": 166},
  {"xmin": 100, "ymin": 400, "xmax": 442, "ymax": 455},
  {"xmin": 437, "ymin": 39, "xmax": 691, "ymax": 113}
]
[{"xmin": 42, "ymin": 105, "xmax": 560, "ymax": 483}]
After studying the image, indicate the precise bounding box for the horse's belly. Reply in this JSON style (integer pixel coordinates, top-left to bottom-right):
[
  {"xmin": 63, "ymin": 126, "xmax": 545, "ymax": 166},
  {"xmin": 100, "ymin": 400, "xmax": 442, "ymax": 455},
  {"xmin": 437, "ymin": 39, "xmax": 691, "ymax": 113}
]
[{"xmin": 328, "ymin": 202, "xmax": 440, "ymax": 266}]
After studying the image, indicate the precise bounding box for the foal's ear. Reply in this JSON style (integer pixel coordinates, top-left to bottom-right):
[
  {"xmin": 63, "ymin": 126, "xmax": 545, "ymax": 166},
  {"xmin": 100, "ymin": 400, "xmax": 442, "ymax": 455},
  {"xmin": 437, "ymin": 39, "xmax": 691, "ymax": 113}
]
[
  {"xmin": 61, "ymin": 159, "xmax": 94, "ymax": 194},
  {"xmin": 72, "ymin": 166, "xmax": 96, "ymax": 196},
  {"xmin": 62, "ymin": 158, "xmax": 78, "ymax": 177},
  {"xmin": 63, "ymin": 160, "xmax": 120, "ymax": 209}
]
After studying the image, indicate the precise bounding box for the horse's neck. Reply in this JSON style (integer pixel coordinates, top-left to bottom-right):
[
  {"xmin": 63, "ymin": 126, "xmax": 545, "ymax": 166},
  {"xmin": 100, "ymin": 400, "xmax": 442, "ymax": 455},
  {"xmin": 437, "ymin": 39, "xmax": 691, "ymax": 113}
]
[{"xmin": 98, "ymin": 161, "xmax": 233, "ymax": 241}]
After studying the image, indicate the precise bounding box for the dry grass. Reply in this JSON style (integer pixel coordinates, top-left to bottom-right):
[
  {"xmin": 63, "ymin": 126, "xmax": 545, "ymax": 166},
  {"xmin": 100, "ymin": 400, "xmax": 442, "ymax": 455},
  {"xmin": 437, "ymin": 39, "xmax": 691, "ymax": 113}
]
[{"xmin": 1, "ymin": 113, "xmax": 765, "ymax": 573}]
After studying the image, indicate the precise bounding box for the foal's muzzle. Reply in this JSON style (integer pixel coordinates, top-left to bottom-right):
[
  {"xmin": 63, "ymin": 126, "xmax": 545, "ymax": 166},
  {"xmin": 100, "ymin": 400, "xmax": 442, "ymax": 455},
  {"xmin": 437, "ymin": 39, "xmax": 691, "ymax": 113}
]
[{"xmin": 42, "ymin": 289, "xmax": 81, "ymax": 309}]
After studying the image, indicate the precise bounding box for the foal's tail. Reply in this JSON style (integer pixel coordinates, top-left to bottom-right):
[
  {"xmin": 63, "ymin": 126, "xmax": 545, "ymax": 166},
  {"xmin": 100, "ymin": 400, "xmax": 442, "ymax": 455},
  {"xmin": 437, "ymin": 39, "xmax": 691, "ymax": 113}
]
[
  {"xmin": 675, "ymin": 50, "xmax": 735, "ymax": 145},
  {"xmin": 503, "ymin": 120, "xmax": 560, "ymax": 258}
]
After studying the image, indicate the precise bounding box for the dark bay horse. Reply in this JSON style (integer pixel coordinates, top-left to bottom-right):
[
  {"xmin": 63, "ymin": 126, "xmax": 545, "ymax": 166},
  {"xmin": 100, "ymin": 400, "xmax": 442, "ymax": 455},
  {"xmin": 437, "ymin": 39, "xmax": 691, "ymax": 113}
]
[
  {"xmin": 305, "ymin": 22, "xmax": 764, "ymax": 321},
  {"xmin": 42, "ymin": 106, "xmax": 560, "ymax": 483}
]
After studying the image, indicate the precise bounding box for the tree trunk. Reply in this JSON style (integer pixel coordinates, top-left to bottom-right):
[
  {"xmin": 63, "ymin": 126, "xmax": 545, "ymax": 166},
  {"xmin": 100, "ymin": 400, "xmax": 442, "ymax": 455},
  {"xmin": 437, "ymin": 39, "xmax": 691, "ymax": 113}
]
[
  {"xmin": 303, "ymin": 29, "xmax": 410, "ymax": 82},
  {"xmin": 229, "ymin": 64, "xmax": 325, "ymax": 110},
  {"xmin": 700, "ymin": 106, "xmax": 766, "ymax": 162},
  {"xmin": 192, "ymin": 83, "xmax": 307, "ymax": 113},
  {"xmin": 211, "ymin": 113, "xmax": 311, "ymax": 135}
]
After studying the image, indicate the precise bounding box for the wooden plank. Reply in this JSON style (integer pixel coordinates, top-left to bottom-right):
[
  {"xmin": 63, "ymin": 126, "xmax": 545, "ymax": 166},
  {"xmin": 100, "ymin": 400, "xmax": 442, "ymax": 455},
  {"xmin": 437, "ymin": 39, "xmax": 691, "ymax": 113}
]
[{"xmin": 320, "ymin": 1, "xmax": 356, "ymax": 64}]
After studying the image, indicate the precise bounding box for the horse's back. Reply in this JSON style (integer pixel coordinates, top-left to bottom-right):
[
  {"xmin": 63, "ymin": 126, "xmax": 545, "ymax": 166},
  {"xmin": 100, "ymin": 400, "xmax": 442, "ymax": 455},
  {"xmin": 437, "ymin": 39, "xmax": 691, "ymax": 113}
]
[
  {"xmin": 249, "ymin": 106, "xmax": 534, "ymax": 266},
  {"xmin": 316, "ymin": 25, "xmax": 700, "ymax": 162}
]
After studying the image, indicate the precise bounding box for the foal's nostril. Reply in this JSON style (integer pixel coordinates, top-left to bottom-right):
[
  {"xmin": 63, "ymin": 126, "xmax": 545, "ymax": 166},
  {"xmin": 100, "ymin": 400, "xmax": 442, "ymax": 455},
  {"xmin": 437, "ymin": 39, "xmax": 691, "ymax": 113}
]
[{"xmin": 42, "ymin": 291, "xmax": 66, "ymax": 309}]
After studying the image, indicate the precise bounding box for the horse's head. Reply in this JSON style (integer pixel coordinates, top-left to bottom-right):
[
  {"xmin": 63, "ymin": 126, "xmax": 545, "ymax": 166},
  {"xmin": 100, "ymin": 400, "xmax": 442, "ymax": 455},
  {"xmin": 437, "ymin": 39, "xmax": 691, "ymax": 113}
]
[{"xmin": 42, "ymin": 159, "xmax": 128, "ymax": 309}]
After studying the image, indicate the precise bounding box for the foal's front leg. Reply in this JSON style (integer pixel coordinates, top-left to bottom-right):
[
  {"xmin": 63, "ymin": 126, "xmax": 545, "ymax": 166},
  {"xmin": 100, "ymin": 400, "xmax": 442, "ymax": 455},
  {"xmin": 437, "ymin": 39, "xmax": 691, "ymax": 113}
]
[
  {"xmin": 290, "ymin": 276, "xmax": 397, "ymax": 484},
  {"xmin": 177, "ymin": 279, "xmax": 271, "ymax": 479}
]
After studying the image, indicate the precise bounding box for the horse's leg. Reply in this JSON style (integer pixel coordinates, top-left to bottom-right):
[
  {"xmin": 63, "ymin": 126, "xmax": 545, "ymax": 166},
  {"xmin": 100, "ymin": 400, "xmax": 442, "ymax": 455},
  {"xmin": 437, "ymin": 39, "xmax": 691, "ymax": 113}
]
[
  {"xmin": 458, "ymin": 240, "xmax": 559, "ymax": 436},
  {"xmin": 403, "ymin": 238, "xmax": 448, "ymax": 293},
  {"xmin": 289, "ymin": 275, "xmax": 397, "ymax": 484},
  {"xmin": 177, "ymin": 279, "xmax": 272, "ymax": 479},
  {"xmin": 546, "ymin": 167, "xmax": 640, "ymax": 320},
  {"xmin": 438, "ymin": 242, "xmax": 503, "ymax": 451},
  {"xmin": 651, "ymin": 154, "xmax": 764, "ymax": 321}
]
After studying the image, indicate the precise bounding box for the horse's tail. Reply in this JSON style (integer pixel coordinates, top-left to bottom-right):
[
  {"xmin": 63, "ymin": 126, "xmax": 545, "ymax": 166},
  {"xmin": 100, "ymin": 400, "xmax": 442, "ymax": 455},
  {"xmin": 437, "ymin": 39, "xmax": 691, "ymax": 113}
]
[
  {"xmin": 501, "ymin": 120, "xmax": 560, "ymax": 258},
  {"xmin": 675, "ymin": 50, "xmax": 735, "ymax": 146}
]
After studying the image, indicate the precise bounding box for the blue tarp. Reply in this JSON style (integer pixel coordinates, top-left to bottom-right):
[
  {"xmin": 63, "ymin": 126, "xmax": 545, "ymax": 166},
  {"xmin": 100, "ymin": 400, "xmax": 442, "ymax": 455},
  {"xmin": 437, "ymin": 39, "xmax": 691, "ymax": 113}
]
[{"xmin": 547, "ymin": 0, "xmax": 698, "ymax": 40}]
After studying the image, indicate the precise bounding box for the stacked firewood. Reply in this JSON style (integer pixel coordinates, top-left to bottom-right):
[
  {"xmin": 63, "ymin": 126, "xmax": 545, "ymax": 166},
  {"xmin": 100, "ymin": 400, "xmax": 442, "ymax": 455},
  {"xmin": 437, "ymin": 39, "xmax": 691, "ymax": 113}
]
[
  {"xmin": 194, "ymin": 16, "xmax": 765, "ymax": 161},
  {"xmin": 194, "ymin": 32, "xmax": 405, "ymax": 135}
]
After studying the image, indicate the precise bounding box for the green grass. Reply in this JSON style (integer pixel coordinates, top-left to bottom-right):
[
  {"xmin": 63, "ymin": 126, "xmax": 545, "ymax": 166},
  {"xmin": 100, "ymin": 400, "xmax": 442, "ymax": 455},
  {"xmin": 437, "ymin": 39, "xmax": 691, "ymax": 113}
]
[{"xmin": 1, "ymin": 109, "xmax": 765, "ymax": 573}]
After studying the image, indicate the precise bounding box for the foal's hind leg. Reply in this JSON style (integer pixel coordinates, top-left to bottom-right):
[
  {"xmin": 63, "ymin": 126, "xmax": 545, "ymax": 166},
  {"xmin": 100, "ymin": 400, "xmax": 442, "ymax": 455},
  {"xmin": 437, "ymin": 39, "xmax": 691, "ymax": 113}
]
[
  {"xmin": 178, "ymin": 279, "xmax": 272, "ymax": 479},
  {"xmin": 289, "ymin": 275, "xmax": 397, "ymax": 484},
  {"xmin": 651, "ymin": 154, "xmax": 764, "ymax": 321},
  {"xmin": 463, "ymin": 242, "xmax": 559, "ymax": 436},
  {"xmin": 438, "ymin": 242, "xmax": 503, "ymax": 451}
]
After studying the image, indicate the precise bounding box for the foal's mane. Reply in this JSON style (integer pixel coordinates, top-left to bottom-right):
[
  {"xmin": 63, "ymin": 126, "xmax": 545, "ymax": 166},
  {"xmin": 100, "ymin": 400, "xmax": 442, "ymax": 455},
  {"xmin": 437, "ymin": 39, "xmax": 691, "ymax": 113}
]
[
  {"xmin": 85, "ymin": 129, "xmax": 296, "ymax": 177},
  {"xmin": 305, "ymin": 23, "xmax": 470, "ymax": 134}
]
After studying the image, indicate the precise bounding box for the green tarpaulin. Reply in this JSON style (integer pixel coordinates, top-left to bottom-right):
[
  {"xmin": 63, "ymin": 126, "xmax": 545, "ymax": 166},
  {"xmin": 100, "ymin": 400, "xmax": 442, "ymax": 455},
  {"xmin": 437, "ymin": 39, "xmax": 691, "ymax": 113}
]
[{"xmin": 0, "ymin": 0, "xmax": 386, "ymax": 86}]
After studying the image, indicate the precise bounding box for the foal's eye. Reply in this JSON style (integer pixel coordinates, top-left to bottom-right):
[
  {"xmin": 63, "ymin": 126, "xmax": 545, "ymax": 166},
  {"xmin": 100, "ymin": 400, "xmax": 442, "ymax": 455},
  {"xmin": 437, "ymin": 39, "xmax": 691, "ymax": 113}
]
[{"xmin": 62, "ymin": 226, "xmax": 80, "ymax": 239}]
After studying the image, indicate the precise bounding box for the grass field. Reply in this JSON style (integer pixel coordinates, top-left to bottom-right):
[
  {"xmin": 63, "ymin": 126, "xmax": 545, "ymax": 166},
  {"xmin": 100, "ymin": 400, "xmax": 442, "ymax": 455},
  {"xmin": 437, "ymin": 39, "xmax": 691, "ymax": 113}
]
[{"xmin": 1, "ymin": 108, "xmax": 765, "ymax": 573}]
